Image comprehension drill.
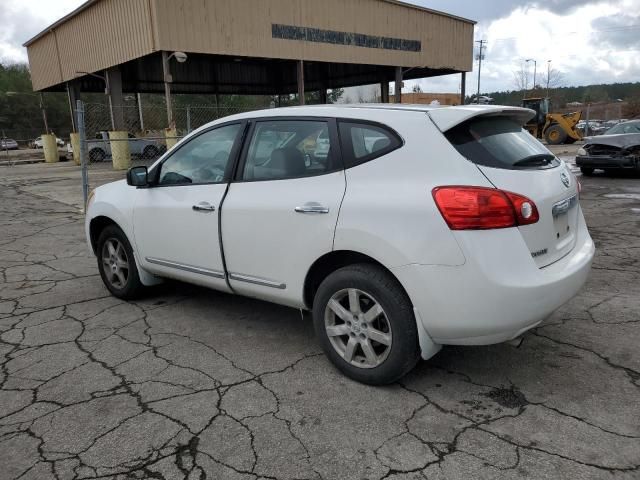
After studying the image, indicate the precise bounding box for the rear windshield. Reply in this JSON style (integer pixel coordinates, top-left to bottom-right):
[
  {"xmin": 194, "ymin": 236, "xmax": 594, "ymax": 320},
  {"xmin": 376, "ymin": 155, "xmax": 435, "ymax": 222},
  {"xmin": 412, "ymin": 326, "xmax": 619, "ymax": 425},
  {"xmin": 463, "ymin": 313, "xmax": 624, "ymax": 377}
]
[
  {"xmin": 445, "ymin": 117, "xmax": 559, "ymax": 170},
  {"xmin": 605, "ymin": 121, "xmax": 640, "ymax": 135}
]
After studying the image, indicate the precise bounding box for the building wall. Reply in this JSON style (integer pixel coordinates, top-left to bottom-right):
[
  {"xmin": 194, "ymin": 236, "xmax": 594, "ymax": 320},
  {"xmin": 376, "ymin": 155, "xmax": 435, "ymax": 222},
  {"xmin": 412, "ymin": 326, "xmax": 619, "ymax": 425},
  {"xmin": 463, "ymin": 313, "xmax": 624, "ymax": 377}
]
[{"xmin": 151, "ymin": 0, "xmax": 473, "ymax": 71}]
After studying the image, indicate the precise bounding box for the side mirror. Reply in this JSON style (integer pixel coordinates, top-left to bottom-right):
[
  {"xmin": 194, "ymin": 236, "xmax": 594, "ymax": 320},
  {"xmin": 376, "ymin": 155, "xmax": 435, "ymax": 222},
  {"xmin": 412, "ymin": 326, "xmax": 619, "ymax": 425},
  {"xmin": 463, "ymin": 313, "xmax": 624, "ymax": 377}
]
[{"xmin": 127, "ymin": 166, "xmax": 149, "ymax": 187}]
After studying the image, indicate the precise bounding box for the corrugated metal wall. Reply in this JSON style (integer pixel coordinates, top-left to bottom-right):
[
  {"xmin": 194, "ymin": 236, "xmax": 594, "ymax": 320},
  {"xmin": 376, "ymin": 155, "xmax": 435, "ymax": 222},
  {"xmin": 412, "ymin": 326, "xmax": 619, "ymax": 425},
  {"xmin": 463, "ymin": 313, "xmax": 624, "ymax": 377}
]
[
  {"xmin": 27, "ymin": 0, "xmax": 473, "ymax": 91},
  {"xmin": 27, "ymin": 33, "xmax": 63, "ymax": 92},
  {"xmin": 152, "ymin": 0, "xmax": 473, "ymax": 70},
  {"xmin": 28, "ymin": 0, "xmax": 155, "ymax": 91},
  {"xmin": 55, "ymin": 0, "xmax": 154, "ymax": 81}
]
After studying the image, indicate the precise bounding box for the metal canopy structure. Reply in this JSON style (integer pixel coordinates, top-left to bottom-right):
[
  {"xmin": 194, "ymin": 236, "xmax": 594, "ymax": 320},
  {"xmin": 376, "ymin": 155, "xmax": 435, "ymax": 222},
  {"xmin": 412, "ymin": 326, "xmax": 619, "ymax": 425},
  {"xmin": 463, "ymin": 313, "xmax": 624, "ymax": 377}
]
[
  {"xmin": 24, "ymin": 0, "xmax": 475, "ymax": 127},
  {"xmin": 69, "ymin": 52, "xmax": 461, "ymax": 96}
]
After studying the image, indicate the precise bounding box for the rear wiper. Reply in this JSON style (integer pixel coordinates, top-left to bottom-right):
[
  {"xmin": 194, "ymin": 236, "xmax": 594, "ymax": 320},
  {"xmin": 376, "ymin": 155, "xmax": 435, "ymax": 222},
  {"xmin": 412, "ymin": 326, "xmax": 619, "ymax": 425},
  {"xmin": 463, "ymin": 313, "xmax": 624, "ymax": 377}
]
[{"xmin": 512, "ymin": 154, "xmax": 555, "ymax": 167}]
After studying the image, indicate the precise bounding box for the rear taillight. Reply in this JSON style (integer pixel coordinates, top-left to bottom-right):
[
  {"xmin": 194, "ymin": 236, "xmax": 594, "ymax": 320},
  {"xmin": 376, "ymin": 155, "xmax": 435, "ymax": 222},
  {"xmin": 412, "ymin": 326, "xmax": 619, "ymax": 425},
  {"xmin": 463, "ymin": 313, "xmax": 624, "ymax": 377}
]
[{"xmin": 432, "ymin": 186, "xmax": 539, "ymax": 230}]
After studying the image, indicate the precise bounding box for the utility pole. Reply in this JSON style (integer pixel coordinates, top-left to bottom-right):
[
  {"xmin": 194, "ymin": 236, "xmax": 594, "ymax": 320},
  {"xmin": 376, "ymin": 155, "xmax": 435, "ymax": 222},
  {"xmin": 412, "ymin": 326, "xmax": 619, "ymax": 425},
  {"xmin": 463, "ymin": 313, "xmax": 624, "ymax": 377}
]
[
  {"xmin": 475, "ymin": 40, "xmax": 486, "ymax": 103},
  {"xmin": 526, "ymin": 59, "xmax": 537, "ymax": 96},
  {"xmin": 533, "ymin": 61, "xmax": 537, "ymax": 91},
  {"xmin": 37, "ymin": 93, "xmax": 49, "ymax": 134},
  {"xmin": 546, "ymin": 60, "xmax": 551, "ymax": 99},
  {"xmin": 137, "ymin": 93, "xmax": 145, "ymax": 131}
]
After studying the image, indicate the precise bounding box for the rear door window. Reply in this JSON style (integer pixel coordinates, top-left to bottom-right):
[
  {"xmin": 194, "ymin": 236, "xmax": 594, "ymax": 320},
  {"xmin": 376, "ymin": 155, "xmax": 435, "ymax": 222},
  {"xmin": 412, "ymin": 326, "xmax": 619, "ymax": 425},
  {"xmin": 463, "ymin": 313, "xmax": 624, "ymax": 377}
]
[
  {"xmin": 338, "ymin": 122, "xmax": 402, "ymax": 168},
  {"xmin": 445, "ymin": 117, "xmax": 560, "ymax": 170}
]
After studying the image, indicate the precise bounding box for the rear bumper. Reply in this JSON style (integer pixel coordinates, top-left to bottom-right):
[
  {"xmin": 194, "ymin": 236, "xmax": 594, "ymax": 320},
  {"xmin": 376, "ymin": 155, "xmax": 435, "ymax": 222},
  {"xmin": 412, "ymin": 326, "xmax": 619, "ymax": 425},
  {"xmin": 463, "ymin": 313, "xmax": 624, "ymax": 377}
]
[
  {"xmin": 576, "ymin": 154, "xmax": 638, "ymax": 169},
  {"xmin": 393, "ymin": 210, "xmax": 594, "ymax": 345}
]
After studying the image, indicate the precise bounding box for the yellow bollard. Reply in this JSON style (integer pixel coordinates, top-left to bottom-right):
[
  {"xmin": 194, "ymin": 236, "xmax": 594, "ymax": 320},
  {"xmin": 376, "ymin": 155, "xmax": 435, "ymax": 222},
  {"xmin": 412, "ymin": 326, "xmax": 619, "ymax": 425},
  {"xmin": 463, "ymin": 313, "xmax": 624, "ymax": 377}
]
[
  {"xmin": 41, "ymin": 133, "xmax": 59, "ymax": 163},
  {"xmin": 109, "ymin": 131, "xmax": 131, "ymax": 170},
  {"xmin": 70, "ymin": 133, "xmax": 81, "ymax": 166},
  {"xmin": 165, "ymin": 127, "xmax": 178, "ymax": 151}
]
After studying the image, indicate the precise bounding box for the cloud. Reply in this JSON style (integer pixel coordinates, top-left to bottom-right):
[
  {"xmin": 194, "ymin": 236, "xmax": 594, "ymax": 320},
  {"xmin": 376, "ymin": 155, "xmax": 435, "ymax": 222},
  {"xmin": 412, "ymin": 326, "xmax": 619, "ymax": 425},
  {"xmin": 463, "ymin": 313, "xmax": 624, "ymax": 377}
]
[
  {"xmin": 414, "ymin": 0, "xmax": 607, "ymax": 22},
  {"xmin": 591, "ymin": 12, "xmax": 640, "ymax": 48},
  {"xmin": 409, "ymin": 0, "xmax": 640, "ymax": 94},
  {"xmin": 0, "ymin": 1, "xmax": 84, "ymax": 63}
]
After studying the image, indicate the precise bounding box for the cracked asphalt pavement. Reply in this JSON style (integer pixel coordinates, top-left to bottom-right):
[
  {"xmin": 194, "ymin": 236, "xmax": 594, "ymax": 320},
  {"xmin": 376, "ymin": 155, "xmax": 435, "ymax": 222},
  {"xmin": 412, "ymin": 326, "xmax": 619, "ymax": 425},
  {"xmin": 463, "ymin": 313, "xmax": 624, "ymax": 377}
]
[{"xmin": 1, "ymin": 162, "xmax": 639, "ymax": 479}]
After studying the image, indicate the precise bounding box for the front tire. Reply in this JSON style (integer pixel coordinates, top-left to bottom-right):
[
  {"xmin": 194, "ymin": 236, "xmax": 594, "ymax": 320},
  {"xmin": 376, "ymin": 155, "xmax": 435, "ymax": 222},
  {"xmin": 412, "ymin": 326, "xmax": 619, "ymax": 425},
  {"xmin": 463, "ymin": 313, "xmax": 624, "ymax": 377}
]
[
  {"xmin": 544, "ymin": 124, "xmax": 567, "ymax": 145},
  {"xmin": 312, "ymin": 264, "xmax": 420, "ymax": 385},
  {"xmin": 96, "ymin": 225, "xmax": 144, "ymax": 300}
]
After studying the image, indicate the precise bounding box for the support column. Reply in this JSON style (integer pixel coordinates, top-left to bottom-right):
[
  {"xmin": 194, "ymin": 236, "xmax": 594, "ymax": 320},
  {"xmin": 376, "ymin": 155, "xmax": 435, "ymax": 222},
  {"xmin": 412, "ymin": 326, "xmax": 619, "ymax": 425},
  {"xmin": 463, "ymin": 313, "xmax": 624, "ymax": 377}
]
[
  {"xmin": 460, "ymin": 72, "xmax": 466, "ymax": 105},
  {"xmin": 162, "ymin": 51, "xmax": 174, "ymax": 127},
  {"xmin": 41, "ymin": 134, "xmax": 59, "ymax": 163},
  {"xmin": 109, "ymin": 131, "xmax": 131, "ymax": 170},
  {"xmin": 380, "ymin": 78, "xmax": 390, "ymax": 103},
  {"xmin": 105, "ymin": 67, "xmax": 124, "ymax": 131},
  {"xmin": 394, "ymin": 66, "xmax": 403, "ymax": 104},
  {"xmin": 66, "ymin": 81, "xmax": 81, "ymax": 132},
  {"xmin": 297, "ymin": 60, "xmax": 305, "ymax": 105},
  {"xmin": 137, "ymin": 93, "xmax": 145, "ymax": 131}
]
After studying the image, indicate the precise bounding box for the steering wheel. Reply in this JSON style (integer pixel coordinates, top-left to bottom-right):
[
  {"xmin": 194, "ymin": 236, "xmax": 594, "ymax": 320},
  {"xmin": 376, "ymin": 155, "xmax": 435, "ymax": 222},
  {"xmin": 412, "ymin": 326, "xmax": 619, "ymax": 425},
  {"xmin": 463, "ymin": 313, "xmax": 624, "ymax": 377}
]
[{"xmin": 193, "ymin": 166, "xmax": 225, "ymax": 183}]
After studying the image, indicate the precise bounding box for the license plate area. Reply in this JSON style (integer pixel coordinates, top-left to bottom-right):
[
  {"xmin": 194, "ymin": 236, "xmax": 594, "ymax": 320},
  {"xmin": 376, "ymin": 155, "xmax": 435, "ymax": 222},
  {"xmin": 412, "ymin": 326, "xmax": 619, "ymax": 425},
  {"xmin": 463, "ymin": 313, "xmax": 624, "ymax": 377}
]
[{"xmin": 552, "ymin": 195, "xmax": 577, "ymax": 241}]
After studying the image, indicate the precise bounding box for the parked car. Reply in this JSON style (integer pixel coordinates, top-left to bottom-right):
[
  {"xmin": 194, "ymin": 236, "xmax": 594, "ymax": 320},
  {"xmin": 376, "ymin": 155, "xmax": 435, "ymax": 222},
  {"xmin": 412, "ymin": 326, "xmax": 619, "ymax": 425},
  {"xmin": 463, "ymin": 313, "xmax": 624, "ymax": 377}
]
[
  {"xmin": 85, "ymin": 105, "xmax": 594, "ymax": 384},
  {"xmin": 0, "ymin": 138, "xmax": 19, "ymax": 150},
  {"xmin": 31, "ymin": 136, "xmax": 65, "ymax": 148},
  {"xmin": 470, "ymin": 95, "xmax": 494, "ymax": 105},
  {"xmin": 576, "ymin": 120, "xmax": 640, "ymax": 175},
  {"xmin": 86, "ymin": 131, "xmax": 165, "ymax": 162},
  {"xmin": 576, "ymin": 120, "xmax": 607, "ymax": 136}
]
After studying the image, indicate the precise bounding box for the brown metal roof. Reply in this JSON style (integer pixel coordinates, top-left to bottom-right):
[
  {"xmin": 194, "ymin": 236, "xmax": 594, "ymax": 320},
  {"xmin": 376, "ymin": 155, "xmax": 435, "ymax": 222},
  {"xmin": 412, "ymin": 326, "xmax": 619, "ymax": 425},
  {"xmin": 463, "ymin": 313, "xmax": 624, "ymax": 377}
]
[
  {"xmin": 25, "ymin": 0, "xmax": 475, "ymax": 93},
  {"xmin": 23, "ymin": 0, "xmax": 475, "ymax": 46}
]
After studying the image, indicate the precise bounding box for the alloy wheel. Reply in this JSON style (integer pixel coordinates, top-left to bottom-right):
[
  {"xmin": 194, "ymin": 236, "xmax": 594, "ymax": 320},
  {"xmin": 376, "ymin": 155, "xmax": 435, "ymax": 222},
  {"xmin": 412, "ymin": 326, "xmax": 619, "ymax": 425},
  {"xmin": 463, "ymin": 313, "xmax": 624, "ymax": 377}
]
[
  {"xmin": 101, "ymin": 238, "xmax": 130, "ymax": 289},
  {"xmin": 324, "ymin": 288, "xmax": 392, "ymax": 369}
]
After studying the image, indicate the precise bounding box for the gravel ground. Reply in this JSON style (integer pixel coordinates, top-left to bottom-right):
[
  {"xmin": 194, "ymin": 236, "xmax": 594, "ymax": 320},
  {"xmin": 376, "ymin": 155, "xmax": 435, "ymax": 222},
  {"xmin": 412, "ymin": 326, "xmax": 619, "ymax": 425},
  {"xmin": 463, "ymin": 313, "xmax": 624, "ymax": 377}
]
[{"xmin": 0, "ymin": 161, "xmax": 639, "ymax": 480}]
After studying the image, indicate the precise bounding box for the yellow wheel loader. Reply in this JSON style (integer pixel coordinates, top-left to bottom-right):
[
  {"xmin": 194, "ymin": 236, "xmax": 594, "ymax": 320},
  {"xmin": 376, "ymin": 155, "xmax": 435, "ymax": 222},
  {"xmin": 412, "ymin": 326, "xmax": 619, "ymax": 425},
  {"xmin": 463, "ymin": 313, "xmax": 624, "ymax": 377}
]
[{"xmin": 522, "ymin": 98, "xmax": 583, "ymax": 145}]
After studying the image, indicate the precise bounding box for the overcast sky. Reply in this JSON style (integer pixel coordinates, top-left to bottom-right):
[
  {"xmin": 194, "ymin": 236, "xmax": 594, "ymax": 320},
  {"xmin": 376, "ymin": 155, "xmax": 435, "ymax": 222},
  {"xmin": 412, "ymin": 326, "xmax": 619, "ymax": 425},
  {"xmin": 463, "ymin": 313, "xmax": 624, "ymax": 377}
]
[{"xmin": 1, "ymin": 0, "xmax": 639, "ymax": 94}]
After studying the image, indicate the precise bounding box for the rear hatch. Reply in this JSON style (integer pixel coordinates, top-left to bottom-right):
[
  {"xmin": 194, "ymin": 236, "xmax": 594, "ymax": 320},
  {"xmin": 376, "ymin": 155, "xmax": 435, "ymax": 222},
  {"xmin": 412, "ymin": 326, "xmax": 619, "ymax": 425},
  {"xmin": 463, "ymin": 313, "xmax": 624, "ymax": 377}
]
[{"xmin": 430, "ymin": 108, "xmax": 580, "ymax": 268}]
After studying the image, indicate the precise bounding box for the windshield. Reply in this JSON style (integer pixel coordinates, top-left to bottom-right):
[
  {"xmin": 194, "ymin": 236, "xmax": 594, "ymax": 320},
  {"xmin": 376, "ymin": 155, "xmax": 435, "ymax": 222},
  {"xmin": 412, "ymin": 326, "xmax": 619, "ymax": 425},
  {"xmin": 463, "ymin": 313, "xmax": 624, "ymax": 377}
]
[
  {"xmin": 605, "ymin": 122, "xmax": 640, "ymax": 135},
  {"xmin": 445, "ymin": 116, "xmax": 559, "ymax": 170}
]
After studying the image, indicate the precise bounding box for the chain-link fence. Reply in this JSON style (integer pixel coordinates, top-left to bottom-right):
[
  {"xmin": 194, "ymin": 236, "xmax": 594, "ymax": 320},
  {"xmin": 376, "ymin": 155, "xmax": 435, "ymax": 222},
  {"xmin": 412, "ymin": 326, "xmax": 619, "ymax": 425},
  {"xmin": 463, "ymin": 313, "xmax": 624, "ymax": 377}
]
[
  {"xmin": 83, "ymin": 103, "xmax": 252, "ymax": 138},
  {"xmin": 1, "ymin": 128, "xmax": 56, "ymax": 149},
  {"xmin": 76, "ymin": 100, "xmax": 258, "ymax": 204}
]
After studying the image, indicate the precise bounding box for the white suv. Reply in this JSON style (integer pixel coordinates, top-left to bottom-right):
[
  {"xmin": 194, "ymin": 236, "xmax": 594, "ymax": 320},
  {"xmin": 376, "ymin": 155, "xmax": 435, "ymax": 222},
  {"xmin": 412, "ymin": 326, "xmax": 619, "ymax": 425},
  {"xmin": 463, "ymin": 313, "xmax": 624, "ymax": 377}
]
[{"xmin": 85, "ymin": 104, "xmax": 594, "ymax": 384}]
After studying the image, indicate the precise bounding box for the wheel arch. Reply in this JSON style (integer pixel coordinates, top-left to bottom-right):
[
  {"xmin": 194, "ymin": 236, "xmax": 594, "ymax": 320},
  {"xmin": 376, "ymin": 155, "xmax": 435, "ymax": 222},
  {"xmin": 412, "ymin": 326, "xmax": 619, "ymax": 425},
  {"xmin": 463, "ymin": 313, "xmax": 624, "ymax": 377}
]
[
  {"xmin": 89, "ymin": 215, "xmax": 121, "ymax": 254},
  {"xmin": 89, "ymin": 214, "xmax": 162, "ymax": 287},
  {"xmin": 303, "ymin": 250, "xmax": 409, "ymax": 310},
  {"xmin": 304, "ymin": 250, "xmax": 441, "ymax": 362}
]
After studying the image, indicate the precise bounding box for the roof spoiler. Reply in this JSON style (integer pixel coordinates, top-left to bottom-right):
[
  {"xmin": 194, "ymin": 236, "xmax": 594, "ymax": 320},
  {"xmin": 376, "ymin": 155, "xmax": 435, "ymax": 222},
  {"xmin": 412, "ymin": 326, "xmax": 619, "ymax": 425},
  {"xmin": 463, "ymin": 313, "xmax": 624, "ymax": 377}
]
[{"xmin": 428, "ymin": 106, "xmax": 536, "ymax": 132}]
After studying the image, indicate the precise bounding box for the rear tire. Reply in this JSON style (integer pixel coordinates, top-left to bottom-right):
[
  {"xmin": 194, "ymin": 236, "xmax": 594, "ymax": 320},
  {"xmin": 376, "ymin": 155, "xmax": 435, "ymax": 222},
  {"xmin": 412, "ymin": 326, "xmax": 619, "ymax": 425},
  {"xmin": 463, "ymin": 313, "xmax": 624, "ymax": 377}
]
[
  {"xmin": 580, "ymin": 167, "xmax": 594, "ymax": 176},
  {"xmin": 544, "ymin": 124, "xmax": 567, "ymax": 145},
  {"xmin": 312, "ymin": 264, "xmax": 420, "ymax": 385},
  {"xmin": 143, "ymin": 145, "xmax": 159, "ymax": 159},
  {"xmin": 96, "ymin": 225, "xmax": 144, "ymax": 300},
  {"xmin": 89, "ymin": 148, "xmax": 106, "ymax": 163}
]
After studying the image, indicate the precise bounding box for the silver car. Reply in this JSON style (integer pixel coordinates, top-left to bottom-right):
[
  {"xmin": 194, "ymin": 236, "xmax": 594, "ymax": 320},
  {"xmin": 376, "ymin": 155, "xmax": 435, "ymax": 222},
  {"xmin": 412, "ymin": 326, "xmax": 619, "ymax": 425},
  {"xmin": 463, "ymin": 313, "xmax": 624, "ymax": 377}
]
[{"xmin": 0, "ymin": 138, "xmax": 19, "ymax": 150}]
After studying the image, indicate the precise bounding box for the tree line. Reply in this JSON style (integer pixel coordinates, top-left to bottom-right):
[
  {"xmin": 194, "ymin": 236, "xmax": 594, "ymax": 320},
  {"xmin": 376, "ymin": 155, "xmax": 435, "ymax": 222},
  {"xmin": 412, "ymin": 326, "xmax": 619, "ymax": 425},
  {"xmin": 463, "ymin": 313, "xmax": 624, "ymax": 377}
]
[
  {"xmin": 0, "ymin": 61, "xmax": 343, "ymax": 142},
  {"xmin": 475, "ymin": 80, "xmax": 640, "ymax": 117},
  {"xmin": 3, "ymin": 58, "xmax": 638, "ymax": 142}
]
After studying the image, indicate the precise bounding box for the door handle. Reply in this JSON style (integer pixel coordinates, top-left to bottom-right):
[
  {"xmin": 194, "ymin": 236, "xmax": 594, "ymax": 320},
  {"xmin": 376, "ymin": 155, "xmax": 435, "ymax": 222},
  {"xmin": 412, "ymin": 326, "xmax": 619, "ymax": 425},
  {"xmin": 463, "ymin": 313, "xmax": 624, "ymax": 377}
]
[
  {"xmin": 192, "ymin": 202, "xmax": 216, "ymax": 212},
  {"xmin": 294, "ymin": 203, "xmax": 330, "ymax": 214}
]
